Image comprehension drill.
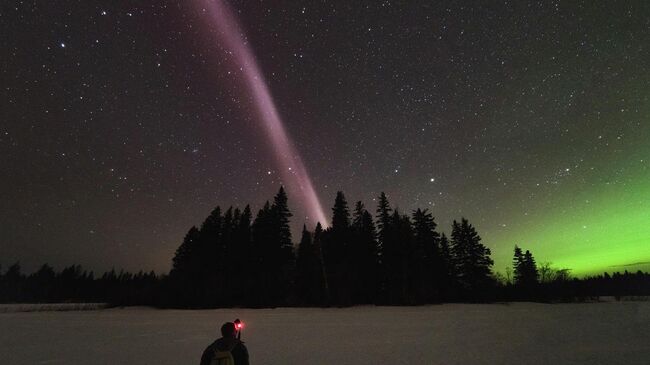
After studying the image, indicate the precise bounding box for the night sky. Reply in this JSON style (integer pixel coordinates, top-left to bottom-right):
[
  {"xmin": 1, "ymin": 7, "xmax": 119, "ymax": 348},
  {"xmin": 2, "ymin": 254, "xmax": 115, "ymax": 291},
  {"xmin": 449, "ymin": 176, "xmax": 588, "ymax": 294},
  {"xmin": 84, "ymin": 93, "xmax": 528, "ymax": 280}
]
[{"xmin": 2, "ymin": 1, "xmax": 649, "ymax": 276}]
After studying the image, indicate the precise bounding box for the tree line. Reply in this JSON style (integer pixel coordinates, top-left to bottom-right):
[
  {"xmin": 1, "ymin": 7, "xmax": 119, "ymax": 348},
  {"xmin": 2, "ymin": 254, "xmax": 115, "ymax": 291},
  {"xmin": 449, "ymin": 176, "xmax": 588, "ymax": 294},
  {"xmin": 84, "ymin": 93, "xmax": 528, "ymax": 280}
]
[
  {"xmin": 0, "ymin": 263, "xmax": 161, "ymax": 305},
  {"xmin": 166, "ymin": 188, "xmax": 497, "ymax": 306},
  {"xmin": 2, "ymin": 187, "xmax": 649, "ymax": 306}
]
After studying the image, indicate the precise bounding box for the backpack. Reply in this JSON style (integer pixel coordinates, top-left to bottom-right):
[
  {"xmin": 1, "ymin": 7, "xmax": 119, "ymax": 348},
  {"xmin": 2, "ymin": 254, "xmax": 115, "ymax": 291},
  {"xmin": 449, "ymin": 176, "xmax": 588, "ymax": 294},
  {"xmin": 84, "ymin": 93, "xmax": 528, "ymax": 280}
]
[{"xmin": 210, "ymin": 349, "xmax": 235, "ymax": 365}]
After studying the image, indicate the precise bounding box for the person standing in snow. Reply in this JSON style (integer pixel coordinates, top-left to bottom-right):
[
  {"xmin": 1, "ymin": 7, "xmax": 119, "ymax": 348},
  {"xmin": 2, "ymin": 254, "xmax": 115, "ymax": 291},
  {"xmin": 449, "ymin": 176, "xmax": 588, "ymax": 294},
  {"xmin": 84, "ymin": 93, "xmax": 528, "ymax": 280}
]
[{"xmin": 200, "ymin": 322, "xmax": 250, "ymax": 365}]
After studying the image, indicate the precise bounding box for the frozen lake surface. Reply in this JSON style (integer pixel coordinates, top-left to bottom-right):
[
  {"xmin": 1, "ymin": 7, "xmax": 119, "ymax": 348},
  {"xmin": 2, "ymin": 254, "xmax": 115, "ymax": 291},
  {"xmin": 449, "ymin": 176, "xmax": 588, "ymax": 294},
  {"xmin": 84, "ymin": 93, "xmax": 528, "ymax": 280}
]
[{"xmin": 1, "ymin": 302, "xmax": 649, "ymax": 364}]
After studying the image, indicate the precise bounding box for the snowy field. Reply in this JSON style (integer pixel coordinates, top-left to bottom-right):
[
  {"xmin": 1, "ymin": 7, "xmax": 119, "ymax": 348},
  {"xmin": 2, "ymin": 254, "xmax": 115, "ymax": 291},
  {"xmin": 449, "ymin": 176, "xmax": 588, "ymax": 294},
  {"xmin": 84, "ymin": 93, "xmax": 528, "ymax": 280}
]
[{"xmin": 1, "ymin": 302, "xmax": 649, "ymax": 365}]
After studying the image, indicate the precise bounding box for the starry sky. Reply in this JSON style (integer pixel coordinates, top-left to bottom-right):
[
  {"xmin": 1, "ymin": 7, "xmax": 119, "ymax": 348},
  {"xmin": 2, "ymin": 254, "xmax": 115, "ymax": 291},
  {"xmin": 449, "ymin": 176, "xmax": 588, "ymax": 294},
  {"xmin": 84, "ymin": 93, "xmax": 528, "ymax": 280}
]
[{"xmin": 2, "ymin": 1, "xmax": 649, "ymax": 276}]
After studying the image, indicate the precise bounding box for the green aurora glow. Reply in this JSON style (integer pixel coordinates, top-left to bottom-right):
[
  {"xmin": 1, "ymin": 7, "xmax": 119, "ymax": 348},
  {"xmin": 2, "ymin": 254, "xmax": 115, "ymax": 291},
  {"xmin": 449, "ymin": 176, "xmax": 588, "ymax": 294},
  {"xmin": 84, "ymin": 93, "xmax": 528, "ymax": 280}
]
[{"xmin": 487, "ymin": 147, "xmax": 650, "ymax": 277}]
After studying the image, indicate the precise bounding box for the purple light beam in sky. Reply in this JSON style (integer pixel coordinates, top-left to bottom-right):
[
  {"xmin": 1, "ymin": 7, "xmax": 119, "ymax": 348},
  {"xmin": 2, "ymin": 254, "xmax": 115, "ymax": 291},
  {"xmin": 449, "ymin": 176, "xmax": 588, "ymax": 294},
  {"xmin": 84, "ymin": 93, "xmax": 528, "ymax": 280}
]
[{"xmin": 198, "ymin": 0, "xmax": 329, "ymax": 227}]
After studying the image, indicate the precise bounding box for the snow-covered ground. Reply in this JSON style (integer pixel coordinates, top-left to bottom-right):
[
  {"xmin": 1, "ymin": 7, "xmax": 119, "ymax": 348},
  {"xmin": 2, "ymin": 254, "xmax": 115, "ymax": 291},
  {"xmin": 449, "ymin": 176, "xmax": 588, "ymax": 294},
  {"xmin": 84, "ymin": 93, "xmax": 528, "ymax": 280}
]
[{"xmin": 1, "ymin": 302, "xmax": 649, "ymax": 364}]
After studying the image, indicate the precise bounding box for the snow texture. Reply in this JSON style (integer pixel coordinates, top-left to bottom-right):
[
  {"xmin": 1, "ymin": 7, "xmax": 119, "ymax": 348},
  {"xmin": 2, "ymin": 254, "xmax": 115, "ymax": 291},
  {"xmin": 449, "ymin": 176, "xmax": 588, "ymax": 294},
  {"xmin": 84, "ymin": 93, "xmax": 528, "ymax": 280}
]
[{"xmin": 1, "ymin": 303, "xmax": 649, "ymax": 364}]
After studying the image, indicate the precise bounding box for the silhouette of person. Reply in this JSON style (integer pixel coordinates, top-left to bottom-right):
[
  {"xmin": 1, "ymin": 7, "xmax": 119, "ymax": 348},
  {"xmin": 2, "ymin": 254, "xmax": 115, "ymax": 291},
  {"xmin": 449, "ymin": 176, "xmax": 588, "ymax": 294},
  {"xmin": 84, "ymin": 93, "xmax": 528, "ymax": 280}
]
[{"xmin": 200, "ymin": 322, "xmax": 250, "ymax": 365}]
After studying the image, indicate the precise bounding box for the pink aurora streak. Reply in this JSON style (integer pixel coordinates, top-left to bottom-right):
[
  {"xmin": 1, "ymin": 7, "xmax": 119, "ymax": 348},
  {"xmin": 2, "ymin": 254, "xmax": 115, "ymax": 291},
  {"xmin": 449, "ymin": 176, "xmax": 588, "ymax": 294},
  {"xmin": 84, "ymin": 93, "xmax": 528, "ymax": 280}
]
[{"xmin": 199, "ymin": 0, "xmax": 328, "ymax": 227}]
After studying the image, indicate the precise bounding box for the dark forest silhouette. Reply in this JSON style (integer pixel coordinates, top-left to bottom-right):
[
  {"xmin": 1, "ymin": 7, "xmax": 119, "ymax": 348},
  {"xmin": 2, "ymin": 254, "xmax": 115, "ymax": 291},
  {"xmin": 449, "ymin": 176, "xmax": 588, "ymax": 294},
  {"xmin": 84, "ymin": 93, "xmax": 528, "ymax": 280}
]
[{"xmin": 2, "ymin": 187, "xmax": 649, "ymax": 307}]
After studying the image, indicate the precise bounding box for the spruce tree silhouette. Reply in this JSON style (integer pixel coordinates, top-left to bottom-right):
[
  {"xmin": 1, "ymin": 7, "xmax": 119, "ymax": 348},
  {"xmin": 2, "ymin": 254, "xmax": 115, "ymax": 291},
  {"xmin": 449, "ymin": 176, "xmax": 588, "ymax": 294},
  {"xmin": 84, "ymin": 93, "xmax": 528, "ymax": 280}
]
[
  {"xmin": 512, "ymin": 245, "xmax": 540, "ymax": 298},
  {"xmin": 375, "ymin": 192, "xmax": 392, "ymax": 303},
  {"xmin": 313, "ymin": 222, "xmax": 330, "ymax": 305},
  {"xmin": 271, "ymin": 186, "xmax": 294, "ymax": 306},
  {"xmin": 395, "ymin": 211, "xmax": 415, "ymax": 303},
  {"xmin": 437, "ymin": 233, "xmax": 454, "ymax": 300},
  {"xmin": 169, "ymin": 226, "xmax": 201, "ymax": 305},
  {"xmin": 295, "ymin": 225, "xmax": 322, "ymax": 305},
  {"xmin": 251, "ymin": 187, "xmax": 294, "ymax": 306},
  {"xmin": 513, "ymin": 245, "xmax": 524, "ymax": 284},
  {"xmin": 272, "ymin": 187, "xmax": 293, "ymax": 251},
  {"xmin": 323, "ymin": 191, "xmax": 352, "ymax": 305},
  {"xmin": 3, "ymin": 262, "xmax": 23, "ymax": 302},
  {"xmin": 233, "ymin": 205, "xmax": 252, "ymax": 305},
  {"xmin": 375, "ymin": 192, "xmax": 392, "ymax": 244},
  {"xmin": 450, "ymin": 218, "xmax": 494, "ymax": 298},
  {"xmin": 220, "ymin": 207, "xmax": 236, "ymax": 305},
  {"xmin": 29, "ymin": 264, "xmax": 56, "ymax": 301},
  {"xmin": 521, "ymin": 250, "xmax": 539, "ymax": 299},
  {"xmin": 251, "ymin": 201, "xmax": 272, "ymax": 306},
  {"xmin": 351, "ymin": 201, "xmax": 379, "ymax": 304},
  {"xmin": 5, "ymin": 262, "xmax": 22, "ymax": 282},
  {"xmin": 381, "ymin": 208, "xmax": 414, "ymax": 304},
  {"xmin": 522, "ymin": 250, "xmax": 539, "ymax": 286},
  {"xmin": 412, "ymin": 208, "xmax": 441, "ymax": 302},
  {"xmin": 199, "ymin": 206, "xmax": 224, "ymax": 306}
]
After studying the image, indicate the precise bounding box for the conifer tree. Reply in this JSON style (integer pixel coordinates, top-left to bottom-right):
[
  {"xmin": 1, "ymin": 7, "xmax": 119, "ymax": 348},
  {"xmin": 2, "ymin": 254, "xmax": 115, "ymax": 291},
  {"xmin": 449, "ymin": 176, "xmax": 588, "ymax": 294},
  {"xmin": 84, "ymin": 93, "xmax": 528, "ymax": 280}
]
[
  {"xmin": 313, "ymin": 222, "xmax": 329, "ymax": 305},
  {"xmin": 351, "ymin": 201, "xmax": 379, "ymax": 303},
  {"xmin": 412, "ymin": 208, "xmax": 441, "ymax": 302},
  {"xmin": 272, "ymin": 186, "xmax": 293, "ymax": 248},
  {"xmin": 198, "ymin": 206, "xmax": 224, "ymax": 305},
  {"xmin": 29, "ymin": 264, "xmax": 56, "ymax": 301},
  {"xmin": 331, "ymin": 191, "xmax": 351, "ymax": 230},
  {"xmin": 170, "ymin": 226, "xmax": 205, "ymax": 305},
  {"xmin": 170, "ymin": 226, "xmax": 201, "ymax": 278},
  {"xmin": 523, "ymin": 250, "xmax": 539, "ymax": 286},
  {"xmin": 375, "ymin": 192, "xmax": 392, "ymax": 244},
  {"xmin": 200, "ymin": 207, "xmax": 223, "ymax": 244},
  {"xmin": 251, "ymin": 201, "xmax": 273, "ymax": 306},
  {"xmin": 271, "ymin": 186, "xmax": 294, "ymax": 305},
  {"xmin": 375, "ymin": 192, "xmax": 392, "ymax": 301},
  {"xmin": 512, "ymin": 245, "xmax": 524, "ymax": 284},
  {"xmin": 251, "ymin": 187, "xmax": 294, "ymax": 306},
  {"xmin": 220, "ymin": 207, "xmax": 236, "ymax": 304},
  {"xmin": 450, "ymin": 218, "xmax": 494, "ymax": 295},
  {"xmin": 512, "ymin": 246, "xmax": 539, "ymax": 288},
  {"xmin": 295, "ymin": 225, "xmax": 321, "ymax": 305},
  {"xmin": 380, "ymin": 209, "xmax": 414, "ymax": 304},
  {"xmin": 5, "ymin": 262, "xmax": 22, "ymax": 281},
  {"xmin": 395, "ymin": 211, "xmax": 415, "ymax": 303},
  {"xmin": 323, "ymin": 191, "xmax": 352, "ymax": 304},
  {"xmin": 437, "ymin": 233, "xmax": 454, "ymax": 299},
  {"xmin": 233, "ymin": 205, "xmax": 252, "ymax": 304},
  {"xmin": 238, "ymin": 205, "xmax": 252, "ymax": 239},
  {"xmin": 2, "ymin": 262, "xmax": 24, "ymax": 302},
  {"xmin": 439, "ymin": 233, "xmax": 452, "ymax": 271}
]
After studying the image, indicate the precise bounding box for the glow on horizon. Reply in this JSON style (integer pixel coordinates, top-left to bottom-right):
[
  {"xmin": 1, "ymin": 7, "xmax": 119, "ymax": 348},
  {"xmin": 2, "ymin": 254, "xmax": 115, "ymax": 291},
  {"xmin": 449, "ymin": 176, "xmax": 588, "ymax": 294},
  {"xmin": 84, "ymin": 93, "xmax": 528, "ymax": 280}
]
[
  {"xmin": 488, "ymin": 166, "xmax": 650, "ymax": 276},
  {"xmin": 198, "ymin": 0, "xmax": 328, "ymax": 227}
]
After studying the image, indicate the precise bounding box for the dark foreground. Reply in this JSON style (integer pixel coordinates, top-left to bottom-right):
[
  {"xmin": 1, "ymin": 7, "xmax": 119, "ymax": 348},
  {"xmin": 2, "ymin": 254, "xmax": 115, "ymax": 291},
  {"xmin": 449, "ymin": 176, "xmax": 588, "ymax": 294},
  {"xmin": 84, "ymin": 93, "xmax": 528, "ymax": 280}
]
[{"xmin": 1, "ymin": 302, "xmax": 649, "ymax": 364}]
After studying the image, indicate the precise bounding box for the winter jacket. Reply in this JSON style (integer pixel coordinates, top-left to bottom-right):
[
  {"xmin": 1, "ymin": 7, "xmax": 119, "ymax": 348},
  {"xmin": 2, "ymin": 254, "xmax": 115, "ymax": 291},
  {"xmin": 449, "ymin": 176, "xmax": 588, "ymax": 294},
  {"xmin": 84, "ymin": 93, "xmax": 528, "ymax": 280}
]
[{"xmin": 200, "ymin": 337, "xmax": 250, "ymax": 365}]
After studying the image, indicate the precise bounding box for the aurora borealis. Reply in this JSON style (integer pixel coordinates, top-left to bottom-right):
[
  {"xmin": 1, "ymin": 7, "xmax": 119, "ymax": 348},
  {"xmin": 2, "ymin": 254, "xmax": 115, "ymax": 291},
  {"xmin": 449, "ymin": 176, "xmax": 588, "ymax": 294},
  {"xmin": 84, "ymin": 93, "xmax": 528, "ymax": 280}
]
[
  {"xmin": 489, "ymin": 161, "xmax": 650, "ymax": 276},
  {"xmin": 2, "ymin": 1, "xmax": 649, "ymax": 276}
]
